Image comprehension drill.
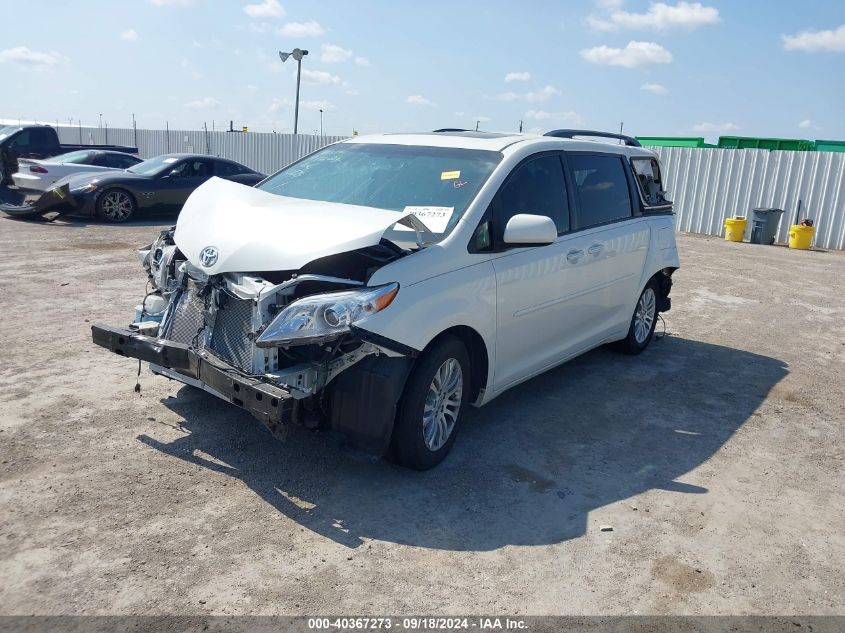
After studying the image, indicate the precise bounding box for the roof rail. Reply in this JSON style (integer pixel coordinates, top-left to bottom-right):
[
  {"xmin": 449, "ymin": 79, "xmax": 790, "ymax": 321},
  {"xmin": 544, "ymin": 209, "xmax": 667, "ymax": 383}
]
[
  {"xmin": 544, "ymin": 129, "xmax": 641, "ymax": 147},
  {"xmin": 432, "ymin": 128, "xmax": 471, "ymax": 133}
]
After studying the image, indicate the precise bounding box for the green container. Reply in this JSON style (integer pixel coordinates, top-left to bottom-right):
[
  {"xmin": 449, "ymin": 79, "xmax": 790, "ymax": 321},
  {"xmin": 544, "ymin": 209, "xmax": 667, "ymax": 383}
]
[
  {"xmin": 814, "ymin": 139, "xmax": 845, "ymax": 153},
  {"xmin": 717, "ymin": 136, "xmax": 815, "ymax": 151},
  {"xmin": 636, "ymin": 136, "xmax": 715, "ymax": 148}
]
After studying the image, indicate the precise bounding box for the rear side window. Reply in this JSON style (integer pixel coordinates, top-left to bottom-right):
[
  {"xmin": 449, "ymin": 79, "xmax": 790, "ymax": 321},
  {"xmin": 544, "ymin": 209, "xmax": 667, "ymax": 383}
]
[
  {"xmin": 631, "ymin": 157, "xmax": 668, "ymax": 207},
  {"xmin": 497, "ymin": 154, "xmax": 569, "ymax": 235},
  {"xmin": 109, "ymin": 154, "xmax": 141, "ymax": 169},
  {"xmin": 569, "ymin": 154, "xmax": 632, "ymax": 229}
]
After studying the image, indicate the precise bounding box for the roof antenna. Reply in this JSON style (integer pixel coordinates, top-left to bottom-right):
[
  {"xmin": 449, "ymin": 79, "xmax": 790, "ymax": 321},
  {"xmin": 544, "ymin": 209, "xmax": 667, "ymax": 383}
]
[
  {"xmin": 475, "ymin": 120, "xmax": 480, "ymax": 131},
  {"xmin": 519, "ymin": 119, "xmax": 523, "ymax": 133},
  {"xmin": 619, "ymin": 121, "xmax": 624, "ymax": 144}
]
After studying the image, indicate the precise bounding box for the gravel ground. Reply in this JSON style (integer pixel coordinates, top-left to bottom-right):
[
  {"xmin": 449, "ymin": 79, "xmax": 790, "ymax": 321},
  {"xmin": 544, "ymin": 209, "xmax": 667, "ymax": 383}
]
[{"xmin": 0, "ymin": 215, "xmax": 843, "ymax": 616}]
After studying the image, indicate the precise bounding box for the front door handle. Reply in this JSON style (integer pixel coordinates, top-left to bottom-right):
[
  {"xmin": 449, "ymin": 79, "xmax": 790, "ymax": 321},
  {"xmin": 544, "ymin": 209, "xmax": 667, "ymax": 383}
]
[
  {"xmin": 587, "ymin": 243, "xmax": 604, "ymax": 256},
  {"xmin": 566, "ymin": 249, "xmax": 584, "ymax": 263}
]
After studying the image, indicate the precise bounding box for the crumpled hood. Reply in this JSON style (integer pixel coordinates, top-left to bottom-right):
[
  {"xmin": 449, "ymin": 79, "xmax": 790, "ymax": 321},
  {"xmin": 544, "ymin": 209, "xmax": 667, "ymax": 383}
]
[{"xmin": 174, "ymin": 177, "xmax": 410, "ymax": 274}]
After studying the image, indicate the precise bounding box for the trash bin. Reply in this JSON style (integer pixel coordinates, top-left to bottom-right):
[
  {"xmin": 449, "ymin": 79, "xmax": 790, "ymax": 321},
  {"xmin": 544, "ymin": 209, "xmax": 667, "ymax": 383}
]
[
  {"xmin": 749, "ymin": 208, "xmax": 784, "ymax": 245},
  {"xmin": 724, "ymin": 216, "xmax": 747, "ymax": 242},
  {"xmin": 788, "ymin": 224, "xmax": 815, "ymax": 250}
]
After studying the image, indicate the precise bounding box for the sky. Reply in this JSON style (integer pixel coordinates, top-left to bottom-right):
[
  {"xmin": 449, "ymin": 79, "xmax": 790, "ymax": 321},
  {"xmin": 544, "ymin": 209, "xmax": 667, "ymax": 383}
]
[{"xmin": 1, "ymin": 0, "xmax": 844, "ymax": 141}]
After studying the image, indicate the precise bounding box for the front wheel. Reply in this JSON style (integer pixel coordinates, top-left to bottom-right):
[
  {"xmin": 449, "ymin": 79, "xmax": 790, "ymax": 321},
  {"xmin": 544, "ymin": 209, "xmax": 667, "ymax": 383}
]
[
  {"xmin": 618, "ymin": 279, "xmax": 659, "ymax": 355},
  {"xmin": 96, "ymin": 188, "xmax": 136, "ymax": 222},
  {"xmin": 391, "ymin": 336, "xmax": 470, "ymax": 470}
]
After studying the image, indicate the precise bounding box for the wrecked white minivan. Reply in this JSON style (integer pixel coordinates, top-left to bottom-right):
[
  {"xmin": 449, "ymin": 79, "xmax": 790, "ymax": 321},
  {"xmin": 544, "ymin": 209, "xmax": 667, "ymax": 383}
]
[{"xmin": 92, "ymin": 130, "xmax": 679, "ymax": 469}]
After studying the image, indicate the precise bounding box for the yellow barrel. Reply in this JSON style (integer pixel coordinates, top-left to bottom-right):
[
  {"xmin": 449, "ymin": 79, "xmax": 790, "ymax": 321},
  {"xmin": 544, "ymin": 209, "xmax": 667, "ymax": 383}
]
[
  {"xmin": 788, "ymin": 224, "xmax": 815, "ymax": 250},
  {"xmin": 724, "ymin": 217, "xmax": 747, "ymax": 242}
]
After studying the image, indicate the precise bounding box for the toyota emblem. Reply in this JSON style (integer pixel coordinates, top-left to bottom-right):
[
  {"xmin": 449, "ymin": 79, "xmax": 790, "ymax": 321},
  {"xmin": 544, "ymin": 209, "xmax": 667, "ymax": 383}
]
[{"xmin": 199, "ymin": 246, "xmax": 219, "ymax": 268}]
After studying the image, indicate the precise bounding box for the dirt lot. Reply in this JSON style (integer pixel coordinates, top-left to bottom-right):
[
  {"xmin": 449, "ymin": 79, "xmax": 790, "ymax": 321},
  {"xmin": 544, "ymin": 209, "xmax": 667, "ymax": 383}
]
[{"xmin": 0, "ymin": 215, "xmax": 843, "ymax": 616}]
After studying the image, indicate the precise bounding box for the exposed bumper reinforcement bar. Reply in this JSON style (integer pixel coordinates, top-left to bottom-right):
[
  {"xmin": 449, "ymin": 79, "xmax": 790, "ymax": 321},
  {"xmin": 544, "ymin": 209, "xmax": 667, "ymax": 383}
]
[{"xmin": 91, "ymin": 324, "xmax": 294, "ymax": 436}]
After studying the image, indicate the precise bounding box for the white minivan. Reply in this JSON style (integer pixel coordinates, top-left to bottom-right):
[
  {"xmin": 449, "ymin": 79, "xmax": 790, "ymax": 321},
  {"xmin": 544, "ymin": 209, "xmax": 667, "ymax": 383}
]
[{"xmin": 92, "ymin": 129, "xmax": 679, "ymax": 469}]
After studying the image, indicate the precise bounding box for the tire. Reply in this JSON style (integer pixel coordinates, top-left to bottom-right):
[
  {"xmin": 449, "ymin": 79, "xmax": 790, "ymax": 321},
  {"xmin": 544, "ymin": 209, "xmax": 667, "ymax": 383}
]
[
  {"xmin": 618, "ymin": 278, "xmax": 659, "ymax": 355},
  {"xmin": 391, "ymin": 336, "xmax": 470, "ymax": 470},
  {"xmin": 96, "ymin": 188, "xmax": 136, "ymax": 223}
]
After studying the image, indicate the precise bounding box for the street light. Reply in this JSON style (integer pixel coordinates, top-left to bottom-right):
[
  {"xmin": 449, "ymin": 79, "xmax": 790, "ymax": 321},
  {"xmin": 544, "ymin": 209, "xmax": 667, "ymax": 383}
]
[
  {"xmin": 319, "ymin": 108, "xmax": 323, "ymax": 137},
  {"xmin": 279, "ymin": 48, "xmax": 309, "ymax": 134}
]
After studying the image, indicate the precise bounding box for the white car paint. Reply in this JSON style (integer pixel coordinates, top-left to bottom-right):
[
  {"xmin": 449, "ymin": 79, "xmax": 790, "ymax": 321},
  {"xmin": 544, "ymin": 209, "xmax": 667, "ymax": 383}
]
[
  {"xmin": 12, "ymin": 155, "xmax": 134, "ymax": 192},
  {"xmin": 174, "ymin": 177, "xmax": 422, "ymax": 275},
  {"xmin": 171, "ymin": 131, "xmax": 680, "ymax": 405}
]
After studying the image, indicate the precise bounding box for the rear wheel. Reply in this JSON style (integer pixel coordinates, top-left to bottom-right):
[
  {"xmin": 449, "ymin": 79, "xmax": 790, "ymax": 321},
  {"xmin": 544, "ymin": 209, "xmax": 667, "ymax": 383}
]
[
  {"xmin": 96, "ymin": 188, "xmax": 136, "ymax": 222},
  {"xmin": 618, "ymin": 279, "xmax": 659, "ymax": 355},
  {"xmin": 391, "ymin": 336, "xmax": 469, "ymax": 470}
]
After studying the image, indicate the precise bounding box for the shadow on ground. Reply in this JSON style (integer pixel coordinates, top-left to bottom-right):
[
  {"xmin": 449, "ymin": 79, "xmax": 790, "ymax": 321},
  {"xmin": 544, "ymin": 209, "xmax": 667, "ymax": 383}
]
[{"xmin": 140, "ymin": 335, "xmax": 786, "ymax": 551}]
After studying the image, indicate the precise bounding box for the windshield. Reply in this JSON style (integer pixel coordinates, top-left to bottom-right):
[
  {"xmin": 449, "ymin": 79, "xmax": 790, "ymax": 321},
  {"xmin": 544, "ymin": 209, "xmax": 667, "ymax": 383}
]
[
  {"xmin": 257, "ymin": 143, "xmax": 501, "ymax": 238},
  {"xmin": 0, "ymin": 126, "xmax": 16, "ymax": 141},
  {"xmin": 127, "ymin": 155, "xmax": 181, "ymax": 175},
  {"xmin": 53, "ymin": 150, "xmax": 94, "ymax": 164}
]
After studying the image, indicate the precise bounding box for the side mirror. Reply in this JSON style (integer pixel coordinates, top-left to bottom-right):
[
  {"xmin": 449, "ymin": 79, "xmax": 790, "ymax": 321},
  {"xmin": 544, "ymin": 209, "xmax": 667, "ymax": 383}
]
[{"xmin": 503, "ymin": 214, "xmax": 557, "ymax": 246}]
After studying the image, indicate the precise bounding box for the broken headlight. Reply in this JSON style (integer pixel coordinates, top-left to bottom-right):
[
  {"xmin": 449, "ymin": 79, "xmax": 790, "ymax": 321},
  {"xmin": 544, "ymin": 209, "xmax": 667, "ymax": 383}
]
[{"xmin": 255, "ymin": 283, "xmax": 398, "ymax": 348}]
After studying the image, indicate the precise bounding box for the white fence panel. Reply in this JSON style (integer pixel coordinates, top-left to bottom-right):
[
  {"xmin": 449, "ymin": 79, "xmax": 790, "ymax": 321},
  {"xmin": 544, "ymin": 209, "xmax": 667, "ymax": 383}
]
[
  {"xmin": 651, "ymin": 147, "xmax": 845, "ymax": 250},
  {"xmin": 55, "ymin": 126, "xmax": 345, "ymax": 177}
]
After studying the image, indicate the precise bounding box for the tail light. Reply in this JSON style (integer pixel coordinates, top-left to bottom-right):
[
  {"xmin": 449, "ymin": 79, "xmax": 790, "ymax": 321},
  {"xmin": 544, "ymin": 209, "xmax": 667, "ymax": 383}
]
[{"xmin": 30, "ymin": 165, "xmax": 48, "ymax": 174}]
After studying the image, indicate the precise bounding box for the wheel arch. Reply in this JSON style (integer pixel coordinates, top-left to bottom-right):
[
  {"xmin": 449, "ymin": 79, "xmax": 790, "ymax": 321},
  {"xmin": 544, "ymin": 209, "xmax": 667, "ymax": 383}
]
[{"xmin": 422, "ymin": 325, "xmax": 490, "ymax": 405}]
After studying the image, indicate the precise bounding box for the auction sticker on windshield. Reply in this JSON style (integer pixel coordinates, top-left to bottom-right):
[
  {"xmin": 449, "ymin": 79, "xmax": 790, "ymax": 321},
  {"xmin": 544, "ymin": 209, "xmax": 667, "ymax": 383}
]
[
  {"xmin": 440, "ymin": 170, "xmax": 461, "ymax": 180},
  {"xmin": 399, "ymin": 206, "xmax": 454, "ymax": 233}
]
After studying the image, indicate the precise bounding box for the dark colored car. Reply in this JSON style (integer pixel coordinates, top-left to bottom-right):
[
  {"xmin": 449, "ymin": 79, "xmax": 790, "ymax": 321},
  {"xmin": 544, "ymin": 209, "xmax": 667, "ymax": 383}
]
[{"xmin": 0, "ymin": 154, "xmax": 265, "ymax": 222}]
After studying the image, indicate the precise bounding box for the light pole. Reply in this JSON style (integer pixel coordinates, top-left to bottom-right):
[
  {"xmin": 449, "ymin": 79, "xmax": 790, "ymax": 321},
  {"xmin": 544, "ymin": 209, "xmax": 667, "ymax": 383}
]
[
  {"xmin": 279, "ymin": 48, "xmax": 309, "ymax": 134},
  {"xmin": 319, "ymin": 108, "xmax": 323, "ymax": 137}
]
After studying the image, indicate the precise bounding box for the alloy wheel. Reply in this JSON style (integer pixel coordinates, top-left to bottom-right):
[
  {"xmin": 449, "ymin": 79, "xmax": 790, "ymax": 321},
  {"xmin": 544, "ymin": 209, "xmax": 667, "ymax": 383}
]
[
  {"xmin": 634, "ymin": 287, "xmax": 657, "ymax": 344},
  {"xmin": 422, "ymin": 358, "xmax": 463, "ymax": 452},
  {"xmin": 100, "ymin": 191, "xmax": 133, "ymax": 221}
]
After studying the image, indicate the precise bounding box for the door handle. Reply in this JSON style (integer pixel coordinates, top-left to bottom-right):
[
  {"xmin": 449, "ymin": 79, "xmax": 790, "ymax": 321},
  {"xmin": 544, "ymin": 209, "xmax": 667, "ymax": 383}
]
[
  {"xmin": 587, "ymin": 243, "xmax": 604, "ymax": 256},
  {"xmin": 566, "ymin": 249, "xmax": 584, "ymax": 263}
]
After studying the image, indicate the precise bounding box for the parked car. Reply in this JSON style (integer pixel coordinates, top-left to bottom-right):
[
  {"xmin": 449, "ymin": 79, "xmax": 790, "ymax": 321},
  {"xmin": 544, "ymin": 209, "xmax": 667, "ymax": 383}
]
[
  {"xmin": 0, "ymin": 153, "xmax": 265, "ymax": 222},
  {"xmin": 0, "ymin": 125, "xmax": 138, "ymax": 186},
  {"xmin": 11, "ymin": 149, "xmax": 142, "ymax": 192},
  {"xmin": 91, "ymin": 129, "xmax": 679, "ymax": 469}
]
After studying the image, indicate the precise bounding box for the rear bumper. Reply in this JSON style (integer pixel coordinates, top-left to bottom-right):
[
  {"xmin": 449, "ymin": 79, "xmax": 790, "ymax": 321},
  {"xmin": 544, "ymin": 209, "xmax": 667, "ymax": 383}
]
[{"xmin": 91, "ymin": 324, "xmax": 294, "ymax": 436}]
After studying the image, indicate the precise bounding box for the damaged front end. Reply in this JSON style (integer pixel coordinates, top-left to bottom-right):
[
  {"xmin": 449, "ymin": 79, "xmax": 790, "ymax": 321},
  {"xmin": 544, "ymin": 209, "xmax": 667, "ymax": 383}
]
[{"xmin": 92, "ymin": 227, "xmax": 416, "ymax": 454}]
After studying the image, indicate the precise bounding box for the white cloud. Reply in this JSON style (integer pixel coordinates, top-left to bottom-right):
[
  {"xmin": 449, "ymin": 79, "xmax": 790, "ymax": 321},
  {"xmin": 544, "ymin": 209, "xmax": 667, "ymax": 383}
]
[
  {"xmin": 596, "ymin": 0, "xmax": 625, "ymax": 8},
  {"xmin": 301, "ymin": 69, "xmax": 340, "ymax": 84},
  {"xmin": 640, "ymin": 82, "xmax": 668, "ymax": 94},
  {"xmin": 120, "ymin": 29, "xmax": 140, "ymax": 41},
  {"xmin": 587, "ymin": 2, "xmax": 721, "ymax": 32},
  {"xmin": 798, "ymin": 119, "xmax": 812, "ymax": 129},
  {"xmin": 580, "ymin": 41, "xmax": 672, "ymax": 68},
  {"xmin": 321, "ymin": 44, "xmax": 352, "ymax": 63},
  {"xmin": 525, "ymin": 85, "xmax": 562, "ymax": 103},
  {"xmin": 301, "ymin": 100, "xmax": 335, "ymax": 111},
  {"xmin": 185, "ymin": 97, "xmax": 221, "ymax": 109},
  {"xmin": 496, "ymin": 91, "xmax": 521, "ymax": 102},
  {"xmin": 268, "ymin": 97, "xmax": 291, "ymax": 113},
  {"xmin": 691, "ymin": 121, "xmax": 740, "ymax": 133},
  {"xmin": 476, "ymin": 116, "xmax": 492, "ymax": 122},
  {"xmin": 407, "ymin": 95, "xmax": 437, "ymax": 107},
  {"xmin": 0, "ymin": 47, "xmax": 63, "ymax": 71},
  {"xmin": 505, "ymin": 71, "xmax": 531, "ymax": 82},
  {"xmin": 782, "ymin": 24, "xmax": 845, "ymax": 53},
  {"xmin": 525, "ymin": 110, "xmax": 584, "ymax": 125},
  {"xmin": 277, "ymin": 20, "xmax": 324, "ymax": 37},
  {"xmin": 355, "ymin": 56, "xmax": 371, "ymax": 67},
  {"xmin": 244, "ymin": 0, "xmax": 285, "ymax": 18}
]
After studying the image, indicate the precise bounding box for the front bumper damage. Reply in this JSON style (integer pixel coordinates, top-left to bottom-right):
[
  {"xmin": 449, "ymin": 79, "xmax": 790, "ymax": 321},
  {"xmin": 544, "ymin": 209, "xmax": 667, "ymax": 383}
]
[
  {"xmin": 0, "ymin": 183, "xmax": 91, "ymax": 221},
  {"xmin": 92, "ymin": 324, "xmax": 294, "ymax": 437}
]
